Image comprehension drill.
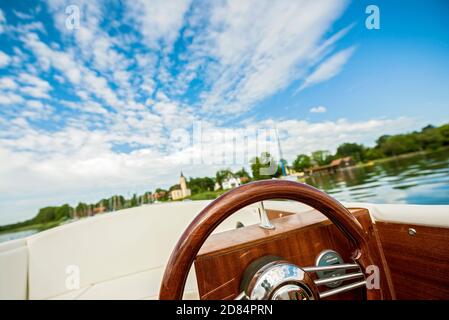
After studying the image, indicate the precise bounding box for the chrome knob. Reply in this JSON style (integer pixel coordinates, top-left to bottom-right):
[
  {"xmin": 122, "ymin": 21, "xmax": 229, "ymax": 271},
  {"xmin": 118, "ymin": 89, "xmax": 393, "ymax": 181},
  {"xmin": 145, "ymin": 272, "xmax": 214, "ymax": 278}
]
[{"xmin": 272, "ymin": 284, "xmax": 313, "ymax": 300}]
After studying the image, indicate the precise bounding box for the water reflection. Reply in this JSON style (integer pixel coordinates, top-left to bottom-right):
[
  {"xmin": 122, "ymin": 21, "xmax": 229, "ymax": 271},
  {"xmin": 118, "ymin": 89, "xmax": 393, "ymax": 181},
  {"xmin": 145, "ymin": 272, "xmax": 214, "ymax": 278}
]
[
  {"xmin": 0, "ymin": 229, "xmax": 38, "ymax": 243},
  {"xmin": 304, "ymin": 149, "xmax": 449, "ymax": 204}
]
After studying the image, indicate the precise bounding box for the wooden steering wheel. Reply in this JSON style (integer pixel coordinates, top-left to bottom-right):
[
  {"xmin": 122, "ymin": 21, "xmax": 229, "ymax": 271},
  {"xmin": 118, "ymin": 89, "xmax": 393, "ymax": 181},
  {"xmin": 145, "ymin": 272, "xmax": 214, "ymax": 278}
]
[{"xmin": 159, "ymin": 180, "xmax": 390, "ymax": 300}]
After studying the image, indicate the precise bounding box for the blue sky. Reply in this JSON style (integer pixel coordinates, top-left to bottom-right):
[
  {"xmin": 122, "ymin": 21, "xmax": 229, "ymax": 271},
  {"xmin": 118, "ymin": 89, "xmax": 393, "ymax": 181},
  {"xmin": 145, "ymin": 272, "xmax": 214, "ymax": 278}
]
[{"xmin": 0, "ymin": 0, "xmax": 448, "ymax": 224}]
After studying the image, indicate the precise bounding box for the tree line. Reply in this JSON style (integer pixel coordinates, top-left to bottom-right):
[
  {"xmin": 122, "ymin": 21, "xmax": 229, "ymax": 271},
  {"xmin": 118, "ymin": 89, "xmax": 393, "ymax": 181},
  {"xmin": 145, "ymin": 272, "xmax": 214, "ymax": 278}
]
[{"xmin": 291, "ymin": 123, "xmax": 449, "ymax": 171}]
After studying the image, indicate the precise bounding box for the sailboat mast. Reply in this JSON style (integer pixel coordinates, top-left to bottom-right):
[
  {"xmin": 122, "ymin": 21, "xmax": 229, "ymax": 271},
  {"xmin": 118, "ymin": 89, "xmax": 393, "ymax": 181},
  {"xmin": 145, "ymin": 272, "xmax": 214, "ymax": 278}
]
[{"xmin": 275, "ymin": 127, "xmax": 286, "ymax": 176}]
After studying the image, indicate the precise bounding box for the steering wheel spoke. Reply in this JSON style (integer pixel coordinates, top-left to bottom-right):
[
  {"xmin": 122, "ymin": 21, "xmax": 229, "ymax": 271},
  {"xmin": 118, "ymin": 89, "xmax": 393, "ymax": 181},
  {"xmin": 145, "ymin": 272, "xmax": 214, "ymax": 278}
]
[
  {"xmin": 318, "ymin": 280, "xmax": 367, "ymax": 299},
  {"xmin": 302, "ymin": 262, "xmax": 366, "ymax": 298}
]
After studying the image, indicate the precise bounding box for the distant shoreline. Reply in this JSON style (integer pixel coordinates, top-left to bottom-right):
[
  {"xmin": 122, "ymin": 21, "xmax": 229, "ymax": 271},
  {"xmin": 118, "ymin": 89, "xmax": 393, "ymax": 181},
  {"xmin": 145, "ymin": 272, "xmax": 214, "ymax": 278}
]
[
  {"xmin": 1, "ymin": 146, "xmax": 448, "ymax": 237},
  {"xmin": 361, "ymin": 146, "xmax": 449, "ymax": 167},
  {"xmin": 299, "ymin": 147, "xmax": 449, "ymax": 179},
  {"xmin": 0, "ymin": 220, "xmax": 61, "ymax": 236}
]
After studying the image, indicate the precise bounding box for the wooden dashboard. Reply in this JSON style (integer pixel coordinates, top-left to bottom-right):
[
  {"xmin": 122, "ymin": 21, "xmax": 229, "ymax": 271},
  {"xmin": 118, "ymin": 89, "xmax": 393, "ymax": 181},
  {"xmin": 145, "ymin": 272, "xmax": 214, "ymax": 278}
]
[
  {"xmin": 194, "ymin": 208, "xmax": 376, "ymax": 300},
  {"xmin": 376, "ymin": 221, "xmax": 449, "ymax": 299},
  {"xmin": 194, "ymin": 206, "xmax": 449, "ymax": 300}
]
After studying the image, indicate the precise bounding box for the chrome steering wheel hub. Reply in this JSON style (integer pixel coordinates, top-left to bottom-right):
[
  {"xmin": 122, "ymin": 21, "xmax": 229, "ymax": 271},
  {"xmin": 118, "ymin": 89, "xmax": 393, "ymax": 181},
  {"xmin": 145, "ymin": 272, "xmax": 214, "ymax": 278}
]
[{"xmin": 241, "ymin": 256, "xmax": 318, "ymax": 300}]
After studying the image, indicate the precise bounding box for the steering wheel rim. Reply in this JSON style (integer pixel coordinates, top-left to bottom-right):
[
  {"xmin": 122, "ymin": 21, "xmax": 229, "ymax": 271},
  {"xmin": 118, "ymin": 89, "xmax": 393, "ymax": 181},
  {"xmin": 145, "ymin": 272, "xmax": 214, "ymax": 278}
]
[{"xmin": 159, "ymin": 180, "xmax": 386, "ymax": 300}]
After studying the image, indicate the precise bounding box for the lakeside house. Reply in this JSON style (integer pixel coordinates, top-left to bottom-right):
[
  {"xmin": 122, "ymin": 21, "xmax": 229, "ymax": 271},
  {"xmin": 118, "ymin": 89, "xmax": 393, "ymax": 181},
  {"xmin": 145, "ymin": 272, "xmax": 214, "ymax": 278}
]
[
  {"xmin": 306, "ymin": 156, "xmax": 355, "ymax": 175},
  {"xmin": 93, "ymin": 206, "xmax": 106, "ymax": 214},
  {"xmin": 149, "ymin": 190, "xmax": 167, "ymax": 202},
  {"xmin": 215, "ymin": 174, "xmax": 247, "ymax": 191},
  {"xmin": 222, "ymin": 176, "xmax": 242, "ymax": 190},
  {"xmin": 330, "ymin": 156, "xmax": 355, "ymax": 168}
]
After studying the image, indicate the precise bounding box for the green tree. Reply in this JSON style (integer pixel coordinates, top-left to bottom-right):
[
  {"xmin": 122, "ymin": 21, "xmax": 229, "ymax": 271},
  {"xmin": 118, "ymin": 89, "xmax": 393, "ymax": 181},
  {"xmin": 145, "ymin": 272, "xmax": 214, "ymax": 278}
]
[
  {"xmin": 376, "ymin": 135, "xmax": 391, "ymax": 146},
  {"xmin": 188, "ymin": 177, "xmax": 215, "ymax": 194},
  {"xmin": 143, "ymin": 192, "xmax": 152, "ymax": 204},
  {"xmin": 376, "ymin": 134, "xmax": 420, "ymax": 156},
  {"xmin": 168, "ymin": 184, "xmax": 180, "ymax": 192},
  {"xmin": 417, "ymin": 125, "xmax": 444, "ymax": 150},
  {"xmin": 75, "ymin": 202, "xmax": 88, "ymax": 218},
  {"xmin": 154, "ymin": 188, "xmax": 168, "ymax": 201},
  {"xmin": 130, "ymin": 193, "xmax": 138, "ymax": 207},
  {"xmin": 292, "ymin": 154, "xmax": 311, "ymax": 171},
  {"xmin": 311, "ymin": 150, "xmax": 332, "ymax": 166},
  {"xmin": 363, "ymin": 148, "xmax": 383, "ymax": 160},
  {"xmin": 34, "ymin": 206, "xmax": 57, "ymax": 223},
  {"xmin": 55, "ymin": 204, "xmax": 73, "ymax": 221},
  {"xmin": 437, "ymin": 124, "xmax": 449, "ymax": 145},
  {"xmin": 234, "ymin": 167, "xmax": 251, "ymax": 180},
  {"xmin": 250, "ymin": 152, "xmax": 282, "ymax": 180},
  {"xmin": 97, "ymin": 198, "xmax": 110, "ymax": 211},
  {"xmin": 336, "ymin": 143, "xmax": 366, "ymax": 162}
]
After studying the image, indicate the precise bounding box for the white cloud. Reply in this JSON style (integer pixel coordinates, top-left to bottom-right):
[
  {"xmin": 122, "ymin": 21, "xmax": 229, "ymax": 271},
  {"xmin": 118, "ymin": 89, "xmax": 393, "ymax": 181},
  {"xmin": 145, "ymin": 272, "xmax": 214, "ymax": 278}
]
[
  {"xmin": 82, "ymin": 71, "xmax": 121, "ymax": 108},
  {"xmin": 297, "ymin": 46, "xmax": 356, "ymax": 92},
  {"xmin": 0, "ymin": 77, "xmax": 18, "ymax": 90},
  {"xmin": 63, "ymin": 100, "xmax": 108, "ymax": 115},
  {"xmin": 0, "ymin": 92, "xmax": 24, "ymax": 105},
  {"xmin": 22, "ymin": 33, "xmax": 125, "ymax": 109},
  {"xmin": 18, "ymin": 73, "xmax": 52, "ymax": 99},
  {"xmin": 270, "ymin": 117, "xmax": 417, "ymax": 157},
  {"xmin": 22, "ymin": 100, "xmax": 53, "ymax": 120},
  {"xmin": 0, "ymin": 51, "xmax": 11, "ymax": 68},
  {"xmin": 19, "ymin": 73, "xmax": 51, "ymax": 86},
  {"xmin": 26, "ymin": 100, "xmax": 44, "ymax": 109},
  {"xmin": 22, "ymin": 33, "xmax": 81, "ymax": 83},
  {"xmin": 21, "ymin": 22, "xmax": 46, "ymax": 34},
  {"xmin": 47, "ymin": 0, "xmax": 135, "ymax": 105},
  {"xmin": 125, "ymin": 0, "xmax": 192, "ymax": 50},
  {"xmin": 13, "ymin": 10, "xmax": 34, "ymax": 20},
  {"xmin": 310, "ymin": 106, "xmax": 327, "ymax": 113},
  {"xmin": 20, "ymin": 86, "xmax": 50, "ymax": 99},
  {"xmin": 0, "ymin": 8, "xmax": 5, "ymax": 33}
]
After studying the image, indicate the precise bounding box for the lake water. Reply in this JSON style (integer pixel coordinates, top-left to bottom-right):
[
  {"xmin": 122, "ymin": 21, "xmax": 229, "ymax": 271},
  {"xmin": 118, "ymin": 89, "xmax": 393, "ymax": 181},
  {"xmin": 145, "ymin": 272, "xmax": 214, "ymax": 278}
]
[
  {"xmin": 304, "ymin": 148, "xmax": 449, "ymax": 205},
  {"xmin": 0, "ymin": 229, "xmax": 38, "ymax": 243},
  {"xmin": 1, "ymin": 149, "xmax": 448, "ymax": 244}
]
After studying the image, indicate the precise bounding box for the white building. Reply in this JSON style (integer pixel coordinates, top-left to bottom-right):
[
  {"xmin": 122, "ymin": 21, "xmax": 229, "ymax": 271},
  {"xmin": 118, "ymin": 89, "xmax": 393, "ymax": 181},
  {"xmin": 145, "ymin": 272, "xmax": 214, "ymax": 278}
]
[
  {"xmin": 170, "ymin": 172, "xmax": 191, "ymax": 200},
  {"xmin": 222, "ymin": 176, "xmax": 241, "ymax": 190}
]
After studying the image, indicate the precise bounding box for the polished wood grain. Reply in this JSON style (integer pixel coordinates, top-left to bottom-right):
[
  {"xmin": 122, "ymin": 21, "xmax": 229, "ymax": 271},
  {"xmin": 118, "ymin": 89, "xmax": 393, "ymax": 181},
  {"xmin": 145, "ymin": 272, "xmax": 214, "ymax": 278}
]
[
  {"xmin": 266, "ymin": 209, "xmax": 295, "ymax": 220},
  {"xmin": 159, "ymin": 180, "xmax": 390, "ymax": 300},
  {"xmin": 377, "ymin": 222, "xmax": 449, "ymax": 299},
  {"xmin": 195, "ymin": 208, "xmax": 368, "ymax": 300},
  {"xmin": 352, "ymin": 214, "xmax": 397, "ymax": 299},
  {"xmin": 198, "ymin": 208, "xmax": 330, "ymax": 257}
]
